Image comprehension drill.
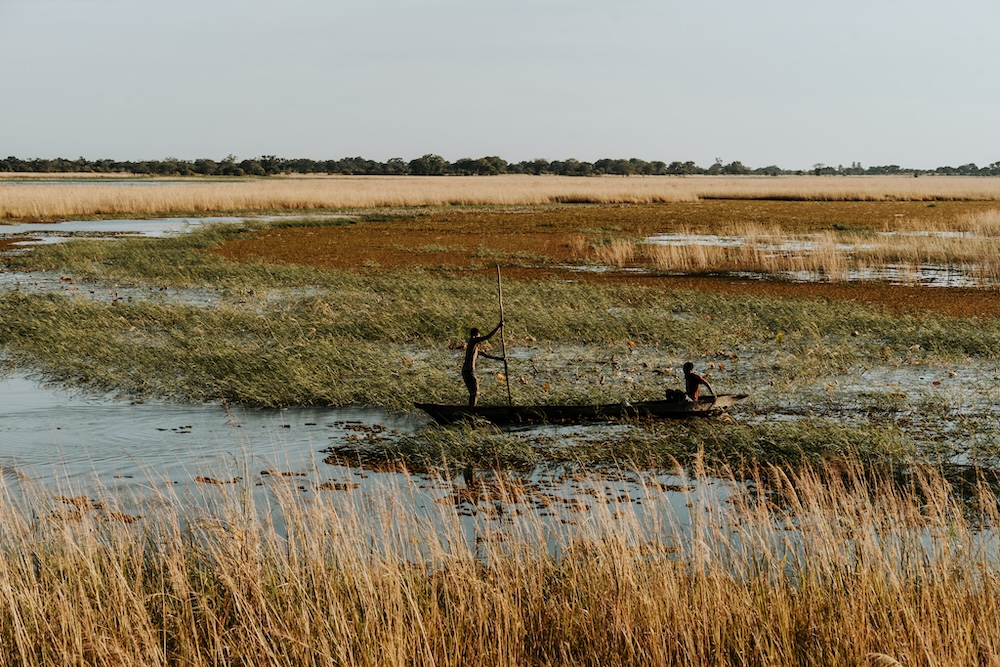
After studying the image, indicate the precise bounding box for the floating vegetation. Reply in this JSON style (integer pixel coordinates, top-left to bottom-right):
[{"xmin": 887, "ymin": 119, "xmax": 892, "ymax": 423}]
[
  {"xmin": 193, "ymin": 475, "xmax": 242, "ymax": 485},
  {"xmin": 47, "ymin": 495, "xmax": 141, "ymax": 524},
  {"xmin": 315, "ymin": 480, "xmax": 361, "ymax": 491}
]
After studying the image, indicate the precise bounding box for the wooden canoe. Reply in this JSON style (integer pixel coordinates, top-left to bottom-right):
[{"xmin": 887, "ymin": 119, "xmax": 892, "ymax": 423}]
[{"xmin": 415, "ymin": 394, "xmax": 747, "ymax": 426}]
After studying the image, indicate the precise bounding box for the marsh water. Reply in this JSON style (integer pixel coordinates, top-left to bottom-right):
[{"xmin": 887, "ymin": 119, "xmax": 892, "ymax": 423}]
[
  {"xmin": 0, "ymin": 216, "xmax": 263, "ymax": 247},
  {"xmin": 0, "ymin": 369, "xmax": 724, "ymax": 552},
  {"xmin": 1, "ymin": 216, "xmax": 998, "ymax": 536}
]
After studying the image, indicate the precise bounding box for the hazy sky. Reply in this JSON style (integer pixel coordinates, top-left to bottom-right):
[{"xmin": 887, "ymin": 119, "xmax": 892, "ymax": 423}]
[{"xmin": 2, "ymin": 0, "xmax": 998, "ymax": 170}]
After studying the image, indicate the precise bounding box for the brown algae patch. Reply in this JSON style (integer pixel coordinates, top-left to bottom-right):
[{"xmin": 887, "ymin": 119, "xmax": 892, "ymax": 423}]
[{"xmin": 209, "ymin": 201, "xmax": 1000, "ymax": 319}]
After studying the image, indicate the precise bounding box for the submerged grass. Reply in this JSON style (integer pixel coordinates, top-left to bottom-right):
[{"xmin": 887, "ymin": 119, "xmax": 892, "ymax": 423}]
[
  {"xmin": 331, "ymin": 418, "xmax": 915, "ymax": 473},
  {"xmin": 4, "ymin": 458, "xmax": 1000, "ymax": 666}
]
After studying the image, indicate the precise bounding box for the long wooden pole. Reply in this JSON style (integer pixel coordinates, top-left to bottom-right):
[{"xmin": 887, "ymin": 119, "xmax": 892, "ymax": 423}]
[{"xmin": 497, "ymin": 265, "xmax": 513, "ymax": 407}]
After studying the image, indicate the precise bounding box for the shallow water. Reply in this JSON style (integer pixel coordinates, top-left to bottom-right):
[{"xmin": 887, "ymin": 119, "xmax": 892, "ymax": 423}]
[
  {"xmin": 0, "ymin": 373, "xmax": 426, "ymax": 498},
  {"xmin": 0, "ymin": 216, "xmax": 995, "ymax": 533},
  {"xmin": 0, "ymin": 216, "xmax": 260, "ymax": 246},
  {"xmin": 0, "ymin": 370, "xmax": 719, "ymax": 553}
]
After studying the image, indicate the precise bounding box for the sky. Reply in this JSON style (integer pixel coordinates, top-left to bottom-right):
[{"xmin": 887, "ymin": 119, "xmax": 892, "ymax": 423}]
[{"xmin": 1, "ymin": 0, "xmax": 998, "ymax": 171}]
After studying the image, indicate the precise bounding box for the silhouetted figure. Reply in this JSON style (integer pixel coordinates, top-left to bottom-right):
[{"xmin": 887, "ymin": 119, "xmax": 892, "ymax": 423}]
[
  {"xmin": 683, "ymin": 361, "xmax": 715, "ymax": 402},
  {"xmin": 463, "ymin": 323, "xmax": 503, "ymax": 407}
]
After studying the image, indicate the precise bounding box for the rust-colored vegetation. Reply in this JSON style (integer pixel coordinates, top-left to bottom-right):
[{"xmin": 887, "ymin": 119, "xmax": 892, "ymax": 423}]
[{"xmin": 211, "ymin": 200, "xmax": 1000, "ymax": 318}]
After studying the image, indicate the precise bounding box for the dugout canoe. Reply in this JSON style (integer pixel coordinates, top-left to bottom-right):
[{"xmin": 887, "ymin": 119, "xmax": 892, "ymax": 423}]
[{"xmin": 415, "ymin": 394, "xmax": 747, "ymax": 426}]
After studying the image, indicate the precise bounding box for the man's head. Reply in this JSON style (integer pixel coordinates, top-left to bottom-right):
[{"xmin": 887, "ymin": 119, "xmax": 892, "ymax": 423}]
[
  {"xmin": 470, "ymin": 328, "xmax": 480, "ymax": 338},
  {"xmin": 683, "ymin": 362, "xmax": 694, "ymax": 373}
]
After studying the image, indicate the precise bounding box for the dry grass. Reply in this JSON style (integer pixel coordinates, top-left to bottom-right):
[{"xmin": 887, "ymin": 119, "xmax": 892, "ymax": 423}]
[
  {"xmin": 643, "ymin": 218, "xmax": 1000, "ymax": 284},
  {"xmin": 693, "ymin": 174, "xmax": 1000, "ymax": 201},
  {"xmin": 591, "ymin": 238, "xmax": 637, "ymax": 267},
  {"xmin": 3, "ymin": 459, "xmax": 1000, "ymax": 666},
  {"xmin": 4, "ymin": 175, "xmax": 1000, "ymax": 222}
]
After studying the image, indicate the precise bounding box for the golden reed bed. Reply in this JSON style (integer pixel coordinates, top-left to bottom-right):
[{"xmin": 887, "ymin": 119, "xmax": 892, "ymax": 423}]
[
  {"xmin": 3, "ymin": 461, "xmax": 1000, "ymax": 666},
  {"xmin": 3, "ymin": 174, "xmax": 1000, "ymax": 221}
]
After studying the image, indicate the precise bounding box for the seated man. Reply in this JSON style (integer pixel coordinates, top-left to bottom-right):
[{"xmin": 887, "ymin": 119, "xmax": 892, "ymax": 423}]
[{"xmin": 683, "ymin": 362, "xmax": 715, "ymax": 402}]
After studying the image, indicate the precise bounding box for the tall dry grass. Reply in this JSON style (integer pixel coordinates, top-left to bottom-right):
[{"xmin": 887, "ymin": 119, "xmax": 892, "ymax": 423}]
[
  {"xmin": 2, "ymin": 460, "xmax": 1000, "ymax": 666},
  {"xmin": 4, "ymin": 175, "xmax": 1000, "ymax": 222},
  {"xmin": 642, "ymin": 215, "xmax": 1000, "ymax": 284},
  {"xmin": 591, "ymin": 238, "xmax": 637, "ymax": 267}
]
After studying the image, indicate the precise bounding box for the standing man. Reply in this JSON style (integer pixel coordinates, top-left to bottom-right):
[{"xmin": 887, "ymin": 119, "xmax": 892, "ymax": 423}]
[
  {"xmin": 463, "ymin": 322, "xmax": 504, "ymax": 407},
  {"xmin": 683, "ymin": 361, "xmax": 715, "ymax": 402}
]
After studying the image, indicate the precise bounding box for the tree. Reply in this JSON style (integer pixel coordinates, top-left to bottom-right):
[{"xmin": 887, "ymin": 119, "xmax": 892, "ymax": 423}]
[
  {"xmin": 385, "ymin": 157, "xmax": 408, "ymax": 174},
  {"xmin": 549, "ymin": 159, "xmax": 594, "ymax": 176},
  {"xmin": 239, "ymin": 159, "xmax": 266, "ymax": 176},
  {"xmin": 408, "ymin": 154, "xmax": 447, "ymax": 175},
  {"xmin": 518, "ymin": 158, "xmax": 550, "ymax": 175},
  {"xmin": 721, "ymin": 161, "xmax": 750, "ymax": 175},
  {"xmin": 666, "ymin": 161, "xmax": 701, "ymax": 175},
  {"xmin": 644, "ymin": 160, "xmax": 667, "ymax": 175},
  {"xmin": 193, "ymin": 158, "xmax": 218, "ymax": 176},
  {"xmin": 259, "ymin": 155, "xmax": 284, "ymax": 175},
  {"xmin": 219, "ymin": 155, "xmax": 243, "ymax": 176}
]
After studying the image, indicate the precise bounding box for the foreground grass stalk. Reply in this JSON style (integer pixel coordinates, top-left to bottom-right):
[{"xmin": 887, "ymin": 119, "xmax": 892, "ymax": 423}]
[{"xmin": 2, "ymin": 460, "xmax": 1000, "ymax": 666}]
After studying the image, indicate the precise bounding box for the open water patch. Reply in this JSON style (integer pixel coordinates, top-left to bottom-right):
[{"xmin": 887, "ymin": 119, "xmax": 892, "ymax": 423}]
[
  {"xmin": 0, "ymin": 373, "xmax": 425, "ymax": 498},
  {"xmin": 0, "ymin": 216, "xmax": 265, "ymax": 247}
]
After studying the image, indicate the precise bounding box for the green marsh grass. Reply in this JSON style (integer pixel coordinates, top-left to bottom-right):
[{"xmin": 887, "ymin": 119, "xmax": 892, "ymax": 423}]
[
  {"xmin": 2, "ymin": 226, "xmax": 1000, "ymax": 411},
  {"xmin": 4, "ymin": 218, "xmax": 1000, "ymax": 469},
  {"xmin": 339, "ymin": 418, "xmax": 914, "ymax": 472},
  {"xmin": 3, "ymin": 458, "xmax": 1000, "ymax": 666}
]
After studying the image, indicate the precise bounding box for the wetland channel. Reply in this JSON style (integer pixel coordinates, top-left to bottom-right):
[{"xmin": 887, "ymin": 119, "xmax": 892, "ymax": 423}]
[{"xmin": 1, "ymin": 215, "xmax": 998, "ymax": 549}]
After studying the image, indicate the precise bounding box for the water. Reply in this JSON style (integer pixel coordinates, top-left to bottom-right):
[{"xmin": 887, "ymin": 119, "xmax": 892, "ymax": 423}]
[
  {"xmin": 0, "ymin": 216, "xmax": 259, "ymax": 247},
  {"xmin": 0, "ymin": 216, "xmax": 992, "ymax": 539},
  {"xmin": 0, "ymin": 373, "xmax": 427, "ymax": 494}
]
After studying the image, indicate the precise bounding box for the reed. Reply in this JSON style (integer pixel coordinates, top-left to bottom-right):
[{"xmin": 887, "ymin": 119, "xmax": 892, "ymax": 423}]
[
  {"xmin": 2, "ymin": 458, "xmax": 999, "ymax": 666},
  {"xmin": 590, "ymin": 238, "xmax": 636, "ymax": 267},
  {"xmin": 4, "ymin": 175, "xmax": 1000, "ymax": 222},
  {"xmin": 643, "ymin": 218, "xmax": 1000, "ymax": 284}
]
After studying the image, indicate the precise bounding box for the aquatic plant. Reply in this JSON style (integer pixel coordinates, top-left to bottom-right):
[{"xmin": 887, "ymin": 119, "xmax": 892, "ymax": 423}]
[{"xmin": 0, "ymin": 262, "xmax": 998, "ymax": 411}]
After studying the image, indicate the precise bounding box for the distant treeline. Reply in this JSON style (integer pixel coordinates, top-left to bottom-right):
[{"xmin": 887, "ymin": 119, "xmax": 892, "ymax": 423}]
[{"xmin": 3, "ymin": 154, "xmax": 1000, "ymax": 178}]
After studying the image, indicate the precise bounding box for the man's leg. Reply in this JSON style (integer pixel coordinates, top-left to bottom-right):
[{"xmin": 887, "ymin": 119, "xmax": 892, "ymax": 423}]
[{"xmin": 464, "ymin": 372, "xmax": 478, "ymax": 407}]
